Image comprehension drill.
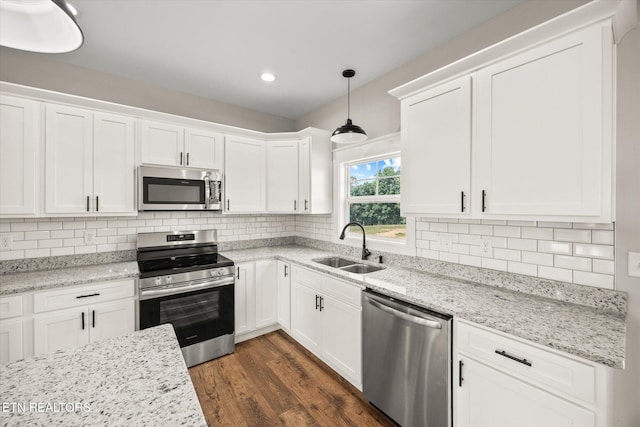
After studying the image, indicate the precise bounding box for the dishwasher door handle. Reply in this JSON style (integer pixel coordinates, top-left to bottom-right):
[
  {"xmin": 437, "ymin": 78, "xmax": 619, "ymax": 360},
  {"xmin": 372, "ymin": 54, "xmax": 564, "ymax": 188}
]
[{"xmin": 366, "ymin": 298, "xmax": 442, "ymax": 329}]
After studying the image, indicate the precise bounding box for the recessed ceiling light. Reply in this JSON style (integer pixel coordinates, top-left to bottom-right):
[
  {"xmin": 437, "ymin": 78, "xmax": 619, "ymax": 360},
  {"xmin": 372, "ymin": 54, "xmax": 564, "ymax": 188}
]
[{"xmin": 259, "ymin": 72, "xmax": 276, "ymax": 82}]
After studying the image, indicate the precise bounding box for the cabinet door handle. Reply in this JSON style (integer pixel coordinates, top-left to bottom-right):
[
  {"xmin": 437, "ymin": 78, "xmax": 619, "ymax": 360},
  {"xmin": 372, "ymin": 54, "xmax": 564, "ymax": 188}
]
[
  {"xmin": 459, "ymin": 360, "xmax": 464, "ymax": 387},
  {"xmin": 227, "ymin": 199, "xmax": 230, "ymax": 211},
  {"xmin": 284, "ymin": 265, "xmax": 288, "ymax": 277},
  {"xmin": 305, "ymin": 199, "xmax": 308, "ymax": 211},
  {"xmin": 180, "ymin": 151, "xmax": 183, "ymax": 165},
  {"xmin": 186, "ymin": 152, "xmax": 190, "ymax": 166},
  {"xmin": 92, "ymin": 310, "xmax": 96, "ymax": 328},
  {"xmin": 96, "ymin": 196, "xmax": 99, "ymax": 212},
  {"xmin": 461, "ymin": 191, "xmax": 465, "ymax": 212},
  {"xmin": 315, "ymin": 295, "xmax": 319, "ymax": 310},
  {"xmin": 236, "ymin": 266, "xmax": 240, "ymax": 280},
  {"xmin": 81, "ymin": 312, "xmax": 85, "ymax": 330},
  {"xmin": 294, "ymin": 200, "xmax": 297, "ymax": 211},
  {"xmin": 319, "ymin": 296, "xmax": 324, "ymax": 312},
  {"xmin": 495, "ymin": 349, "xmax": 532, "ymax": 367},
  {"xmin": 86, "ymin": 196, "xmax": 90, "ymax": 212},
  {"xmin": 76, "ymin": 293, "xmax": 100, "ymax": 299},
  {"xmin": 482, "ymin": 190, "xmax": 487, "ymax": 212}
]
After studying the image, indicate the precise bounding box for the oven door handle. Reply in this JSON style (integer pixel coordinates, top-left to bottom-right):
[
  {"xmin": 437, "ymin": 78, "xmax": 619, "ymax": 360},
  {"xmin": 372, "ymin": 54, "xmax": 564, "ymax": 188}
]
[{"xmin": 139, "ymin": 276, "xmax": 234, "ymax": 300}]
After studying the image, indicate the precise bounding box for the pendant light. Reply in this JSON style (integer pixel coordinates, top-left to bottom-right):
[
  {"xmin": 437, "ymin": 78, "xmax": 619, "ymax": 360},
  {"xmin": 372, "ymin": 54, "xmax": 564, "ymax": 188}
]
[
  {"xmin": 0, "ymin": 0, "xmax": 84, "ymax": 53},
  {"xmin": 331, "ymin": 69, "xmax": 367, "ymax": 144}
]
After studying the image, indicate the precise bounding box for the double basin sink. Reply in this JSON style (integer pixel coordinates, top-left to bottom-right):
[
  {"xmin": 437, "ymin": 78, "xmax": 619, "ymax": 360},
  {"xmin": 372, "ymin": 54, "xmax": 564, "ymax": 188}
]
[{"xmin": 312, "ymin": 256, "xmax": 385, "ymax": 274}]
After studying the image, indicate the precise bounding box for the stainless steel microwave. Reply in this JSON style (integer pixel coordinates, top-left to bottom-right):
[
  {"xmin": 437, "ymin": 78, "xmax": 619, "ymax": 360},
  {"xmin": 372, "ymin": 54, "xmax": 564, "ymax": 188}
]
[{"xmin": 138, "ymin": 166, "xmax": 222, "ymax": 211}]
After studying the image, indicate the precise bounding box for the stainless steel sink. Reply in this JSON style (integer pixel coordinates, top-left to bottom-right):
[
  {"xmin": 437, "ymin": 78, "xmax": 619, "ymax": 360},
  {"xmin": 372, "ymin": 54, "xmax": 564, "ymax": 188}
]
[
  {"xmin": 313, "ymin": 257, "xmax": 357, "ymax": 268},
  {"xmin": 340, "ymin": 264, "xmax": 386, "ymax": 274}
]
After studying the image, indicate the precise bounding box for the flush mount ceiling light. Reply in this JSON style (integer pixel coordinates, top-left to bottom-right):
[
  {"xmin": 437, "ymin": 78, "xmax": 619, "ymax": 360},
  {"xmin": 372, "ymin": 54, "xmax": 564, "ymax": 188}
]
[
  {"xmin": 259, "ymin": 72, "xmax": 276, "ymax": 82},
  {"xmin": 0, "ymin": 0, "xmax": 84, "ymax": 53},
  {"xmin": 331, "ymin": 69, "xmax": 367, "ymax": 144}
]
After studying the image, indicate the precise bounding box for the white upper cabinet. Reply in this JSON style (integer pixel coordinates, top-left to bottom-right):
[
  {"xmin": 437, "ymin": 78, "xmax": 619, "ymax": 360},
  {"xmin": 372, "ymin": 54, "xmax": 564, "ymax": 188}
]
[
  {"xmin": 267, "ymin": 140, "xmax": 299, "ymax": 213},
  {"xmin": 224, "ymin": 135, "xmax": 266, "ymax": 213},
  {"xmin": 45, "ymin": 104, "xmax": 135, "ymax": 215},
  {"xmin": 0, "ymin": 95, "xmax": 41, "ymax": 216},
  {"xmin": 298, "ymin": 132, "xmax": 332, "ymax": 214},
  {"xmin": 475, "ymin": 24, "xmax": 612, "ymax": 221},
  {"xmin": 392, "ymin": 21, "xmax": 614, "ymax": 223},
  {"xmin": 401, "ymin": 76, "xmax": 472, "ymax": 215},
  {"xmin": 141, "ymin": 120, "xmax": 223, "ymax": 169}
]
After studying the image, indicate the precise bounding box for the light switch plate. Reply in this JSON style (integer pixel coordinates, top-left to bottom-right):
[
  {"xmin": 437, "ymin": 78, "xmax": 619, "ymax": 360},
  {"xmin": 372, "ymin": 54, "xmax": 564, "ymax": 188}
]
[
  {"xmin": 438, "ymin": 235, "xmax": 454, "ymax": 252},
  {"xmin": 628, "ymin": 252, "xmax": 640, "ymax": 278},
  {"xmin": 479, "ymin": 238, "xmax": 492, "ymax": 256},
  {"xmin": 84, "ymin": 230, "xmax": 96, "ymax": 245}
]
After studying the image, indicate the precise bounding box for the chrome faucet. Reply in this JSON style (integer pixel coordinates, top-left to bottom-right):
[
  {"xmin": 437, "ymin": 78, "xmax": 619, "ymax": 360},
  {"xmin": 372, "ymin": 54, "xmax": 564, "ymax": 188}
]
[{"xmin": 339, "ymin": 222, "xmax": 371, "ymax": 260}]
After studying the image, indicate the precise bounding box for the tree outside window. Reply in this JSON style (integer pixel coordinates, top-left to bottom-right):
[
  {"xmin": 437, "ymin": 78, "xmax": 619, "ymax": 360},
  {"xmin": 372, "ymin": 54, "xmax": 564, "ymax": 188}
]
[{"xmin": 347, "ymin": 156, "xmax": 405, "ymax": 240}]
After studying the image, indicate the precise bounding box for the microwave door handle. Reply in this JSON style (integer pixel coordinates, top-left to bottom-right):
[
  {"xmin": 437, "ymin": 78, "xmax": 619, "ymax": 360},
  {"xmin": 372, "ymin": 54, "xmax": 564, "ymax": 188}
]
[{"xmin": 204, "ymin": 175, "xmax": 211, "ymax": 209}]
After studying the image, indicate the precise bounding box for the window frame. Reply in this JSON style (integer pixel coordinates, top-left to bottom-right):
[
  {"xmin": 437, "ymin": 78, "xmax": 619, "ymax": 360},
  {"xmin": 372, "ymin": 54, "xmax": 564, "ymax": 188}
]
[{"xmin": 333, "ymin": 133, "xmax": 416, "ymax": 256}]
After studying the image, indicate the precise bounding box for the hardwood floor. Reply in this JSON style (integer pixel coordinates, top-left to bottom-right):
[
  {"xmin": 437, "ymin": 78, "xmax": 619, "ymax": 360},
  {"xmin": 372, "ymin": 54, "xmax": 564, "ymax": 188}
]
[{"xmin": 189, "ymin": 330, "xmax": 395, "ymax": 427}]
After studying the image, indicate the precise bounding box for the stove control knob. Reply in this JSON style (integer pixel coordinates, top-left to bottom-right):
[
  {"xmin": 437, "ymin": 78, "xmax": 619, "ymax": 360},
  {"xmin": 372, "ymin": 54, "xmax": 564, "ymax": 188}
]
[
  {"xmin": 165, "ymin": 276, "xmax": 172, "ymax": 285},
  {"xmin": 154, "ymin": 277, "xmax": 162, "ymax": 286}
]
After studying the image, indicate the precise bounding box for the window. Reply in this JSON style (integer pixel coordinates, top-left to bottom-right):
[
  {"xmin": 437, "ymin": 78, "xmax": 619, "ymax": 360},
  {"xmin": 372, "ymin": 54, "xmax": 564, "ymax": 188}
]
[{"xmin": 346, "ymin": 156, "xmax": 405, "ymax": 240}]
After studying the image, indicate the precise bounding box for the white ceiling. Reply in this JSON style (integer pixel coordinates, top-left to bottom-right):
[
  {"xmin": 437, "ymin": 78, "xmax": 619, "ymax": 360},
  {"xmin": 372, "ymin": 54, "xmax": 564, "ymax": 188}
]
[{"xmin": 50, "ymin": 0, "xmax": 524, "ymax": 119}]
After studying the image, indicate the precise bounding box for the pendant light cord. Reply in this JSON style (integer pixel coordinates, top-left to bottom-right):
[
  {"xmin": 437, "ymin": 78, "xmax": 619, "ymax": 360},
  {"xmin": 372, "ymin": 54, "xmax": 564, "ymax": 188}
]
[{"xmin": 347, "ymin": 77, "xmax": 351, "ymax": 120}]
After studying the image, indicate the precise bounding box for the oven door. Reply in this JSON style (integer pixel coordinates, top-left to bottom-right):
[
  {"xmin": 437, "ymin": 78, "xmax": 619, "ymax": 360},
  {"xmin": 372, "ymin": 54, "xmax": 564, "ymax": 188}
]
[{"xmin": 139, "ymin": 280, "xmax": 234, "ymax": 348}]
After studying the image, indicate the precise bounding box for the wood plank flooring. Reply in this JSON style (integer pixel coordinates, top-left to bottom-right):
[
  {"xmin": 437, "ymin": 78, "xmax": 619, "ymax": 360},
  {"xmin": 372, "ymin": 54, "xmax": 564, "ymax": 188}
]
[{"xmin": 189, "ymin": 330, "xmax": 395, "ymax": 427}]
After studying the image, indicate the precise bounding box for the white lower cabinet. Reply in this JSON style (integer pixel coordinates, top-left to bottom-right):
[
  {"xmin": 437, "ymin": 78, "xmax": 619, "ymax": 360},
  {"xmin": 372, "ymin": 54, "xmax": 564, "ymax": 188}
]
[
  {"xmin": 290, "ymin": 265, "xmax": 362, "ymax": 389},
  {"xmin": 234, "ymin": 260, "xmax": 278, "ymax": 341},
  {"xmin": 29, "ymin": 279, "xmax": 135, "ymax": 357},
  {"xmin": 455, "ymin": 319, "xmax": 610, "ymax": 427},
  {"xmin": 0, "ymin": 318, "xmax": 23, "ymax": 364},
  {"xmin": 276, "ymin": 261, "xmax": 291, "ymax": 330}
]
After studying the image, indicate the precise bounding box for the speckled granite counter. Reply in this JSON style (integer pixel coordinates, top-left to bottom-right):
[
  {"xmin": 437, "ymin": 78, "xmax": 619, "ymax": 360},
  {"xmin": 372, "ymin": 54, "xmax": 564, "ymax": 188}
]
[
  {"xmin": 0, "ymin": 324, "xmax": 206, "ymax": 427},
  {"xmin": 0, "ymin": 262, "xmax": 139, "ymax": 295},
  {"xmin": 220, "ymin": 245, "xmax": 627, "ymax": 369}
]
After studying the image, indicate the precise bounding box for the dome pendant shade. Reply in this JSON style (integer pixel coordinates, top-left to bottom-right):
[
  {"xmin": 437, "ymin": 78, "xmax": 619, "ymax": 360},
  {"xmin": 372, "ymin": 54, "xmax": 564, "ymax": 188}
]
[
  {"xmin": 0, "ymin": 0, "xmax": 84, "ymax": 53},
  {"xmin": 331, "ymin": 69, "xmax": 367, "ymax": 144}
]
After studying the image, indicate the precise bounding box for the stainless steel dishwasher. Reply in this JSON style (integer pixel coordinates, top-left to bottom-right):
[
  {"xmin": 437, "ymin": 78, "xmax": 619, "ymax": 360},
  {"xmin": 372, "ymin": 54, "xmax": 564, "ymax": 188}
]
[{"xmin": 363, "ymin": 289, "xmax": 452, "ymax": 427}]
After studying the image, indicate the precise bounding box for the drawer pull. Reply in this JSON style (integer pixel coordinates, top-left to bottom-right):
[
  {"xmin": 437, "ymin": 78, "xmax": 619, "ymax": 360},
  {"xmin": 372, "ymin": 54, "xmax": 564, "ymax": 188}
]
[
  {"xmin": 76, "ymin": 293, "xmax": 100, "ymax": 299},
  {"xmin": 495, "ymin": 349, "xmax": 532, "ymax": 367}
]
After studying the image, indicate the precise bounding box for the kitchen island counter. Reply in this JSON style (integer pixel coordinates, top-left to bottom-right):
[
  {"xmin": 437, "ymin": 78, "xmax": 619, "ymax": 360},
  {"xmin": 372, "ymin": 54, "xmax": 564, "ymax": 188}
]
[{"xmin": 0, "ymin": 324, "xmax": 206, "ymax": 427}]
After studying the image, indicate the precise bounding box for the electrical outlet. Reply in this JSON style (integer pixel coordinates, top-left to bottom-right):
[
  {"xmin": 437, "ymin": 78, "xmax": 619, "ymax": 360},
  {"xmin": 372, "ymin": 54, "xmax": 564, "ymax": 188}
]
[
  {"xmin": 438, "ymin": 235, "xmax": 454, "ymax": 252},
  {"xmin": 84, "ymin": 230, "xmax": 96, "ymax": 245},
  {"xmin": 0, "ymin": 234, "xmax": 13, "ymax": 251},
  {"xmin": 629, "ymin": 252, "xmax": 640, "ymax": 278},
  {"xmin": 479, "ymin": 238, "xmax": 492, "ymax": 256}
]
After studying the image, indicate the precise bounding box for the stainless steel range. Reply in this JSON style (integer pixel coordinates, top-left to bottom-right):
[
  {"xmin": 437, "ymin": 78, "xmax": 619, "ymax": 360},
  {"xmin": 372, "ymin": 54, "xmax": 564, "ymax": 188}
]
[{"xmin": 137, "ymin": 229, "xmax": 235, "ymax": 367}]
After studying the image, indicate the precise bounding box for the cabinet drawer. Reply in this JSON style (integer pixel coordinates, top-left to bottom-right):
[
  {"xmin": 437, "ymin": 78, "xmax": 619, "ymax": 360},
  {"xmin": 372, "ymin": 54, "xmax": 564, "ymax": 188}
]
[
  {"xmin": 0, "ymin": 294, "xmax": 23, "ymax": 319},
  {"xmin": 291, "ymin": 266, "xmax": 322, "ymax": 290},
  {"xmin": 457, "ymin": 320, "xmax": 596, "ymax": 404},
  {"xmin": 322, "ymin": 276, "xmax": 361, "ymax": 307},
  {"xmin": 33, "ymin": 279, "xmax": 135, "ymax": 313}
]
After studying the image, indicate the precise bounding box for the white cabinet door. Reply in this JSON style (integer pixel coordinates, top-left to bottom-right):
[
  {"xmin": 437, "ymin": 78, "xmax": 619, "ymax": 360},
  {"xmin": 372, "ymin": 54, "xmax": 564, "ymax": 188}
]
[
  {"xmin": 401, "ymin": 75, "xmax": 471, "ymax": 215},
  {"xmin": 298, "ymin": 137, "xmax": 311, "ymax": 213},
  {"xmin": 0, "ymin": 95, "xmax": 40, "ymax": 216},
  {"xmin": 0, "ymin": 318, "xmax": 23, "ymax": 364},
  {"xmin": 290, "ymin": 276, "xmax": 322, "ymax": 356},
  {"xmin": 184, "ymin": 128, "xmax": 223, "ymax": 170},
  {"xmin": 267, "ymin": 140, "xmax": 298, "ymax": 212},
  {"xmin": 45, "ymin": 105, "xmax": 93, "ymax": 214},
  {"xmin": 93, "ymin": 112, "xmax": 135, "ymax": 214},
  {"xmin": 456, "ymin": 357, "xmax": 595, "ymax": 427},
  {"xmin": 321, "ymin": 294, "xmax": 362, "ymax": 387},
  {"xmin": 276, "ymin": 261, "xmax": 291, "ymax": 330},
  {"xmin": 475, "ymin": 24, "xmax": 611, "ymax": 219},
  {"xmin": 234, "ymin": 262, "xmax": 255, "ymax": 335},
  {"xmin": 224, "ymin": 135, "xmax": 266, "ymax": 212},
  {"xmin": 254, "ymin": 260, "xmax": 277, "ymax": 329},
  {"xmin": 33, "ymin": 308, "xmax": 89, "ymax": 356},
  {"xmin": 88, "ymin": 299, "xmax": 135, "ymax": 343},
  {"xmin": 298, "ymin": 131, "xmax": 332, "ymax": 214},
  {"xmin": 140, "ymin": 120, "xmax": 184, "ymax": 167}
]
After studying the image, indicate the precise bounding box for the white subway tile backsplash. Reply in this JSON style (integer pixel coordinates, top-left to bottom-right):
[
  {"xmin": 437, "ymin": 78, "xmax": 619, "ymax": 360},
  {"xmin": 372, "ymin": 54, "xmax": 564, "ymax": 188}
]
[
  {"xmin": 507, "ymin": 238, "xmax": 537, "ymax": 251},
  {"xmin": 521, "ymin": 227, "xmax": 553, "ymax": 240},
  {"xmin": 470, "ymin": 224, "xmax": 493, "ymax": 235},
  {"xmin": 37, "ymin": 221, "xmax": 62, "ymax": 231},
  {"xmin": 63, "ymin": 221, "xmax": 85, "ymax": 230},
  {"xmin": 481, "ymin": 219, "xmax": 507, "ymax": 225},
  {"xmin": 522, "ymin": 251, "xmax": 554, "ymax": 266},
  {"xmin": 38, "ymin": 239, "xmax": 62, "ymax": 249},
  {"xmin": 508, "ymin": 261, "xmax": 538, "ymax": 276},
  {"xmin": 448, "ymin": 223, "xmax": 469, "ymax": 234},
  {"xmin": 538, "ymin": 240, "xmax": 573, "ymax": 255},
  {"xmin": 573, "ymin": 271, "xmax": 614, "ymax": 289},
  {"xmin": 507, "ymin": 220, "xmax": 537, "ymax": 227},
  {"xmin": 75, "ymin": 245, "xmax": 97, "ymax": 254},
  {"xmin": 493, "ymin": 226, "xmax": 521, "ymax": 238},
  {"xmin": 538, "ymin": 266, "xmax": 573, "ymax": 282},
  {"xmin": 429, "ymin": 223, "xmax": 447, "ymax": 232},
  {"xmin": 481, "ymin": 258, "xmax": 508, "ymax": 272},
  {"xmin": 554, "ymin": 255, "xmax": 591, "ymax": 271},
  {"xmin": 439, "ymin": 252, "xmax": 459, "ymax": 263},
  {"xmin": 0, "ymin": 223, "xmax": 9, "ymax": 232},
  {"xmin": 25, "ymin": 248, "xmax": 50, "ymax": 258},
  {"xmin": 593, "ymin": 259, "xmax": 615, "ymax": 275},
  {"xmin": 24, "ymin": 231, "xmax": 50, "ymax": 241},
  {"xmin": 459, "ymin": 255, "xmax": 482, "ymax": 267},
  {"xmin": 0, "ymin": 250, "xmax": 24, "ymax": 260},
  {"xmin": 574, "ymin": 244, "xmax": 614, "ymax": 259},
  {"xmin": 13, "ymin": 240, "xmax": 37, "ymax": 250},
  {"xmin": 592, "ymin": 230, "xmax": 614, "ymax": 245},
  {"xmin": 493, "ymin": 248, "xmax": 521, "ymax": 262},
  {"xmin": 554, "ymin": 228, "xmax": 591, "ymax": 243},
  {"xmin": 51, "ymin": 247, "xmax": 73, "ymax": 256},
  {"xmin": 11, "ymin": 222, "xmax": 37, "ymax": 232}
]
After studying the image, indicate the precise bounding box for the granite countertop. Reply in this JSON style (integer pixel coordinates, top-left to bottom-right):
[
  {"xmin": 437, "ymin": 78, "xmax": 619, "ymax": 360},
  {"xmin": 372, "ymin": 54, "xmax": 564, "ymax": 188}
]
[
  {"xmin": 221, "ymin": 245, "xmax": 627, "ymax": 369},
  {"xmin": 0, "ymin": 324, "xmax": 206, "ymax": 427},
  {"xmin": 0, "ymin": 261, "xmax": 139, "ymax": 295},
  {"xmin": 0, "ymin": 244, "xmax": 627, "ymax": 369}
]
